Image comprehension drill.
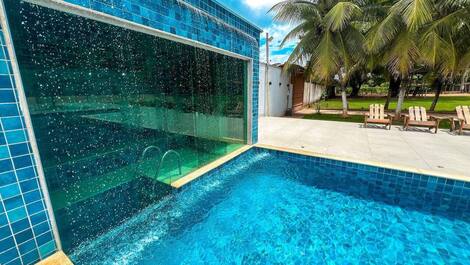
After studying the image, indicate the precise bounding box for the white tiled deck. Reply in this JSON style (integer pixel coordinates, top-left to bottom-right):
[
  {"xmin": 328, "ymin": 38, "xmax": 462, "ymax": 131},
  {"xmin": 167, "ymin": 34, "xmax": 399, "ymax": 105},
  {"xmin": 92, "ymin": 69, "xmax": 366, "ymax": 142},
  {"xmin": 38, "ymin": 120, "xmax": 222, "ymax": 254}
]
[{"xmin": 259, "ymin": 117, "xmax": 470, "ymax": 180}]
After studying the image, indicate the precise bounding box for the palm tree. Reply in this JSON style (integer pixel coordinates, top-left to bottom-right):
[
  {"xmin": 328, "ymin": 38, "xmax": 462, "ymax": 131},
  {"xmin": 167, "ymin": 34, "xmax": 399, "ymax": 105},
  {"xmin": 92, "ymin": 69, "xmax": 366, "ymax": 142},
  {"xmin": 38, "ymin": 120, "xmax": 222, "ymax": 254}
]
[
  {"xmin": 417, "ymin": 0, "xmax": 470, "ymax": 110},
  {"xmin": 270, "ymin": 0, "xmax": 366, "ymax": 117},
  {"xmin": 366, "ymin": 0, "xmax": 470, "ymax": 115},
  {"xmin": 364, "ymin": 0, "xmax": 421, "ymax": 117}
]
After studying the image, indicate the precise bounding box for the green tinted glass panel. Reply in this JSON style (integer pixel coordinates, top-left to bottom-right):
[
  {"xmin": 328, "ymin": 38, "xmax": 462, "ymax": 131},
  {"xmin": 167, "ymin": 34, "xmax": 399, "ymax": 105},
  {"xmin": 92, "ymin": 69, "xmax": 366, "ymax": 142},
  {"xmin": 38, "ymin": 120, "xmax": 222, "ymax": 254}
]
[{"xmin": 4, "ymin": 1, "xmax": 247, "ymax": 252}]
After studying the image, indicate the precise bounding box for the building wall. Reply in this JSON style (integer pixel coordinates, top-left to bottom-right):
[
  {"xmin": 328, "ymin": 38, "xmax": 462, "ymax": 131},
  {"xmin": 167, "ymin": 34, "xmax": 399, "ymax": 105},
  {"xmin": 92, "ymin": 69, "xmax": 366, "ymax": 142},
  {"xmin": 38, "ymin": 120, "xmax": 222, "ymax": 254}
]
[
  {"xmin": 303, "ymin": 82, "xmax": 325, "ymax": 106},
  {"xmin": 259, "ymin": 63, "xmax": 292, "ymax": 117},
  {"xmin": 0, "ymin": 0, "xmax": 260, "ymax": 264},
  {"xmin": 0, "ymin": 28, "xmax": 56, "ymax": 265}
]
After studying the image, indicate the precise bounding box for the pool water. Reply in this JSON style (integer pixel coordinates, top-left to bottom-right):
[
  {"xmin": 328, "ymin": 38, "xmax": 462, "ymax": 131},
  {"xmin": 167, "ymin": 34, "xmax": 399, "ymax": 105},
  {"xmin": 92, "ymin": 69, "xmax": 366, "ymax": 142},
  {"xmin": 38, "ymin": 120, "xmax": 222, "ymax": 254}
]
[{"xmin": 70, "ymin": 149, "xmax": 470, "ymax": 264}]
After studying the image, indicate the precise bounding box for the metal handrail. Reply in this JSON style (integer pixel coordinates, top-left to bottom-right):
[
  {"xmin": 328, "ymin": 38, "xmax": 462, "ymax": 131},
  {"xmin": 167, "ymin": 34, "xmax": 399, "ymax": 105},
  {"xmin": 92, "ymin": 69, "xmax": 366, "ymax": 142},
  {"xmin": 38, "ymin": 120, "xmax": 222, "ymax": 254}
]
[
  {"xmin": 141, "ymin": 146, "xmax": 162, "ymax": 160},
  {"xmin": 136, "ymin": 145, "xmax": 162, "ymax": 176},
  {"xmin": 155, "ymin": 150, "xmax": 182, "ymax": 184}
]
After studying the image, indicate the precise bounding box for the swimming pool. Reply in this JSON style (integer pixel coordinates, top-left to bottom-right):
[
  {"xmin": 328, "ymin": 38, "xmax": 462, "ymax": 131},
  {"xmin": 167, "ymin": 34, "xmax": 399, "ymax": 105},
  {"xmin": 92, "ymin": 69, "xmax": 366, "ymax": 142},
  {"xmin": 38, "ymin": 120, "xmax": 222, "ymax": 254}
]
[{"xmin": 70, "ymin": 147, "xmax": 470, "ymax": 264}]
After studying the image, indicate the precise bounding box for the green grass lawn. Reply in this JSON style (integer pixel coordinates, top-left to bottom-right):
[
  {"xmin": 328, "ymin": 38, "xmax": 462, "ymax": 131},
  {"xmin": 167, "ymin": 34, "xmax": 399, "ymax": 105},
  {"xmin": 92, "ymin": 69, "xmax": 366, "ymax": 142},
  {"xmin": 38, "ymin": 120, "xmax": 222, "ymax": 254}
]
[
  {"xmin": 317, "ymin": 96, "xmax": 470, "ymax": 113},
  {"xmin": 303, "ymin": 113, "xmax": 452, "ymax": 129}
]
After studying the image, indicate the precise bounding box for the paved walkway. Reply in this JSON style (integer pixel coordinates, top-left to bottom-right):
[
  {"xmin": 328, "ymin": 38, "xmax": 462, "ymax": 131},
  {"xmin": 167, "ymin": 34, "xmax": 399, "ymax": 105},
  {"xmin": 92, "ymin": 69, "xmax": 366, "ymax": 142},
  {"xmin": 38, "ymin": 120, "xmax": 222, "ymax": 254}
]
[{"xmin": 258, "ymin": 117, "xmax": 470, "ymax": 179}]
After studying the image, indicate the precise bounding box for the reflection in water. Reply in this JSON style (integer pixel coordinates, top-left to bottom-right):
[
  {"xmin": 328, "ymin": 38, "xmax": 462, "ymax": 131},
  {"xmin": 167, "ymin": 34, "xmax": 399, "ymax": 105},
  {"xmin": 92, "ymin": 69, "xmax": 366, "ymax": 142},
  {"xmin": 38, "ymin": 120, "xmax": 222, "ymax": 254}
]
[{"xmin": 4, "ymin": 0, "xmax": 248, "ymax": 251}]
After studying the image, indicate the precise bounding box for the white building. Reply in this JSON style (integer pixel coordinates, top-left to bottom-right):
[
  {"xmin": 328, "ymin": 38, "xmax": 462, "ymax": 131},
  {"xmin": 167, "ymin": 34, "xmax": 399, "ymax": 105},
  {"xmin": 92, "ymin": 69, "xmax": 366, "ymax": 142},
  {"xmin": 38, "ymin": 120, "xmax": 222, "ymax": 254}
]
[{"xmin": 259, "ymin": 63, "xmax": 325, "ymax": 117}]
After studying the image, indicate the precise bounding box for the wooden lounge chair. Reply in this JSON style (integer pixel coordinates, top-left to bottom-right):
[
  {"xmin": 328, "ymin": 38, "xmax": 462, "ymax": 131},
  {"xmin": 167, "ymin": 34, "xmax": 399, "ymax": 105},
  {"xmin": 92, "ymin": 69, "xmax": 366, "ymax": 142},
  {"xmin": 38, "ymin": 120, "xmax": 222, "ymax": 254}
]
[
  {"xmin": 455, "ymin": 106, "xmax": 470, "ymax": 135},
  {"xmin": 403, "ymin": 106, "xmax": 440, "ymax": 133},
  {"xmin": 364, "ymin": 104, "xmax": 392, "ymax": 129}
]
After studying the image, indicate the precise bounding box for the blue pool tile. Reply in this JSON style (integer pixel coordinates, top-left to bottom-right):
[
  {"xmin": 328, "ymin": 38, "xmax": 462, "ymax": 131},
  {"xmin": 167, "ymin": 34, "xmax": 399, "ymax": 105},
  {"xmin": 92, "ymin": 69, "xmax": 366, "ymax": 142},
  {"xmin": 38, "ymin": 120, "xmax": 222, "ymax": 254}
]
[
  {"xmin": 16, "ymin": 167, "xmax": 36, "ymax": 181},
  {"xmin": 0, "ymin": 158, "xmax": 13, "ymax": 172},
  {"xmin": 4, "ymin": 195, "xmax": 23, "ymax": 211},
  {"xmin": 0, "ymin": 214, "xmax": 8, "ymax": 226},
  {"xmin": 0, "ymin": 74, "xmax": 11, "ymax": 88},
  {"xmin": 1, "ymin": 117, "xmax": 23, "ymax": 131},
  {"xmin": 12, "ymin": 154, "xmax": 32, "ymax": 169},
  {"xmin": 38, "ymin": 241, "xmax": 55, "ymax": 258},
  {"xmin": 0, "ymin": 134, "xmax": 5, "ymax": 145},
  {"xmin": 22, "ymin": 249, "xmax": 40, "ymax": 265},
  {"xmin": 5, "ymin": 257, "xmax": 22, "ymax": 265},
  {"xmin": 0, "ymin": 183, "xmax": 20, "ymax": 199},
  {"xmin": 9, "ymin": 143, "xmax": 29, "ymax": 157},
  {"xmin": 18, "ymin": 239, "xmax": 36, "ymax": 255},
  {"xmin": 0, "ymin": 247, "xmax": 19, "ymax": 264},
  {"xmin": 23, "ymin": 190, "xmax": 41, "ymax": 204},
  {"xmin": 26, "ymin": 200, "xmax": 44, "ymax": 215},
  {"xmin": 7, "ymin": 206, "xmax": 27, "ymax": 223},
  {"xmin": 0, "ymin": 145, "xmax": 9, "ymax": 159},
  {"xmin": 0, "ymin": 90, "xmax": 16, "ymax": 103},
  {"xmin": 11, "ymin": 218, "xmax": 30, "ymax": 234},
  {"xmin": 0, "ymin": 171, "xmax": 16, "ymax": 186},
  {"xmin": 5, "ymin": 130, "xmax": 26, "ymax": 144},
  {"xmin": 33, "ymin": 222, "xmax": 50, "ymax": 236},
  {"xmin": 30, "ymin": 211, "xmax": 47, "ymax": 226},
  {"xmin": 0, "ymin": 61, "xmax": 10, "ymax": 74},
  {"xmin": 0, "ymin": 236, "xmax": 16, "ymax": 253},
  {"xmin": 0, "ymin": 225, "xmax": 12, "ymax": 239},
  {"xmin": 14, "ymin": 228, "xmax": 33, "ymax": 245},
  {"xmin": 0, "ymin": 104, "xmax": 18, "ymax": 117},
  {"xmin": 36, "ymin": 231, "xmax": 53, "ymax": 246},
  {"xmin": 19, "ymin": 178, "xmax": 38, "ymax": 193}
]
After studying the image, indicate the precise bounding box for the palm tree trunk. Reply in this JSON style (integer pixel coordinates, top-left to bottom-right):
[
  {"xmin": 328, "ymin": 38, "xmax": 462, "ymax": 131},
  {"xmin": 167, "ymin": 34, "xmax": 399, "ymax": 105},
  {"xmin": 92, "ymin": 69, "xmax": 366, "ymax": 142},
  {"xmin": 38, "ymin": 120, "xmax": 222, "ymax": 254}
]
[
  {"xmin": 385, "ymin": 88, "xmax": 392, "ymax": 110},
  {"xmin": 395, "ymin": 84, "xmax": 406, "ymax": 117},
  {"xmin": 341, "ymin": 87, "xmax": 348, "ymax": 117},
  {"xmin": 385, "ymin": 77, "xmax": 401, "ymax": 110},
  {"xmin": 461, "ymin": 70, "xmax": 468, "ymax": 92},
  {"xmin": 430, "ymin": 78, "xmax": 443, "ymax": 111}
]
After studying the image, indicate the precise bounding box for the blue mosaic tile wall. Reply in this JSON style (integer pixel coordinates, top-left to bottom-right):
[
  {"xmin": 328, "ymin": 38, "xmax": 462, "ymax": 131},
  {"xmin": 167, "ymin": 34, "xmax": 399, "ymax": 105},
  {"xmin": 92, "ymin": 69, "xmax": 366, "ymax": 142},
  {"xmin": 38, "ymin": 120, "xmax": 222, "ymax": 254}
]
[
  {"xmin": 254, "ymin": 148, "xmax": 470, "ymax": 220},
  {"xmin": 185, "ymin": 147, "xmax": 470, "ymax": 221},
  {"xmin": 0, "ymin": 29, "xmax": 57, "ymax": 264},
  {"xmin": 64, "ymin": 0, "xmax": 262, "ymax": 142}
]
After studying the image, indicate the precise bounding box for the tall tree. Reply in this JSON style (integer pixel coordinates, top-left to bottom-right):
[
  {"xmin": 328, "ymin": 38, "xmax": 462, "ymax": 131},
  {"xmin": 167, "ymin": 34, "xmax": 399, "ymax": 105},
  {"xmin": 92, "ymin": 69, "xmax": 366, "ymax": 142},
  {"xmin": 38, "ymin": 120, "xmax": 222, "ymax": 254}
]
[
  {"xmin": 364, "ymin": 0, "xmax": 421, "ymax": 116},
  {"xmin": 271, "ymin": 0, "xmax": 366, "ymax": 117},
  {"xmin": 417, "ymin": 0, "xmax": 470, "ymax": 110}
]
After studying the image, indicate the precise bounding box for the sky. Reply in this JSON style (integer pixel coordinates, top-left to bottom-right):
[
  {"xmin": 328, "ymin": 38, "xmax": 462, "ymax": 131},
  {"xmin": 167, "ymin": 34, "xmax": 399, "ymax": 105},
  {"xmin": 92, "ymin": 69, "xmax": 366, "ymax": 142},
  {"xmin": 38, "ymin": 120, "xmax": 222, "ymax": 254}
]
[{"xmin": 218, "ymin": 0, "xmax": 296, "ymax": 64}]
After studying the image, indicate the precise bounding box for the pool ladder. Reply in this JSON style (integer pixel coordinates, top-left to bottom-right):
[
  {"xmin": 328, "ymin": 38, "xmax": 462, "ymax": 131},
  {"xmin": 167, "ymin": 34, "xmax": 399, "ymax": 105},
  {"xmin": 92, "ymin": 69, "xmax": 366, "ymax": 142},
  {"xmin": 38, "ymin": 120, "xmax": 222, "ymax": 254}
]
[
  {"xmin": 139, "ymin": 146, "xmax": 182, "ymax": 184},
  {"xmin": 155, "ymin": 150, "xmax": 182, "ymax": 184}
]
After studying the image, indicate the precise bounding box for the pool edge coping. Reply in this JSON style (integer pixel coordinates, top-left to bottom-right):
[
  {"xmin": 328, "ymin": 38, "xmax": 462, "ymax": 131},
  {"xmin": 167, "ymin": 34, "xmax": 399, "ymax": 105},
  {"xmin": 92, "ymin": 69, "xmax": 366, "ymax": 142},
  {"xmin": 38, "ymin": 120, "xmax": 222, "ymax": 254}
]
[
  {"xmin": 171, "ymin": 145, "xmax": 253, "ymax": 188},
  {"xmin": 35, "ymin": 251, "xmax": 73, "ymax": 265},
  {"xmin": 255, "ymin": 144, "xmax": 470, "ymax": 183}
]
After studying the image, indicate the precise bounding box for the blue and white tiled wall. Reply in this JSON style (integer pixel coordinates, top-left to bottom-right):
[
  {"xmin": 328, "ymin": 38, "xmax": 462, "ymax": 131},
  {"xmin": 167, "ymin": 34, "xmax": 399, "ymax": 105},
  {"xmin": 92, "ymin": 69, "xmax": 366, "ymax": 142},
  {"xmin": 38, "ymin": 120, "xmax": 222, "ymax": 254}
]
[
  {"xmin": 0, "ymin": 29, "xmax": 56, "ymax": 264},
  {"xmin": 64, "ymin": 0, "xmax": 262, "ymax": 143}
]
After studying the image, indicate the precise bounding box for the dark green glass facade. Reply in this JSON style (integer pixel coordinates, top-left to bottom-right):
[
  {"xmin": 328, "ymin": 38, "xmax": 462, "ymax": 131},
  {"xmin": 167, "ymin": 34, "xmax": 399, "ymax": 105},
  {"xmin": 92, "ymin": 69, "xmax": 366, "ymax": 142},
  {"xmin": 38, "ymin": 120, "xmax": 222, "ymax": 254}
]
[{"xmin": 5, "ymin": 1, "xmax": 247, "ymax": 251}]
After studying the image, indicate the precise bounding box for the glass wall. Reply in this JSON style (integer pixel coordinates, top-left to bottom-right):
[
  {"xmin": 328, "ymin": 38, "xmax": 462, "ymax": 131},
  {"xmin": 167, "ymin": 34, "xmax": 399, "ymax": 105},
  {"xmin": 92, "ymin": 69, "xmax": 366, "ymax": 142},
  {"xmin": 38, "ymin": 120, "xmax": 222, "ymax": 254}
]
[{"xmin": 4, "ymin": 1, "xmax": 247, "ymax": 252}]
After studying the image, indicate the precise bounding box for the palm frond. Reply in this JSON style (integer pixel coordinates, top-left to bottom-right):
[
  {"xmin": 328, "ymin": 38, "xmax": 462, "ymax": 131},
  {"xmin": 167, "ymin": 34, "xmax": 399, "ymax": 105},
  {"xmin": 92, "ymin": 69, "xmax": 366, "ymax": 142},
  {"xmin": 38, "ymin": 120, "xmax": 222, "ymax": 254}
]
[
  {"xmin": 310, "ymin": 31, "xmax": 341, "ymax": 82},
  {"xmin": 419, "ymin": 29, "xmax": 451, "ymax": 69},
  {"xmin": 383, "ymin": 30, "xmax": 420, "ymax": 78},
  {"xmin": 325, "ymin": 2, "xmax": 363, "ymax": 31},
  {"xmin": 270, "ymin": 0, "xmax": 320, "ymax": 25},
  {"xmin": 364, "ymin": 13, "xmax": 403, "ymax": 53},
  {"xmin": 391, "ymin": 0, "xmax": 434, "ymax": 31},
  {"xmin": 280, "ymin": 20, "xmax": 318, "ymax": 47}
]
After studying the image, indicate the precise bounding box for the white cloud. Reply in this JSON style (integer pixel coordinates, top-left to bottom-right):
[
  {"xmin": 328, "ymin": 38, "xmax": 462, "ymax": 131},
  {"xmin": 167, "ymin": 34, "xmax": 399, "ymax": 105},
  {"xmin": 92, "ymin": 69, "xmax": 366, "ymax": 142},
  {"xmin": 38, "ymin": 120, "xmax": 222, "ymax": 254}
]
[
  {"xmin": 242, "ymin": 0, "xmax": 283, "ymax": 9},
  {"xmin": 260, "ymin": 23, "xmax": 298, "ymax": 64}
]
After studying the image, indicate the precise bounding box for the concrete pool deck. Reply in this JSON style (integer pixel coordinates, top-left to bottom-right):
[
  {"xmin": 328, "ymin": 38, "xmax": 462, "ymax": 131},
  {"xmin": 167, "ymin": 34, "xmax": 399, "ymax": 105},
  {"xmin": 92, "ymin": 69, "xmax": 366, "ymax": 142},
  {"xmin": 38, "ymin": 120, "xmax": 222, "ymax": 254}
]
[{"xmin": 259, "ymin": 117, "xmax": 470, "ymax": 181}]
